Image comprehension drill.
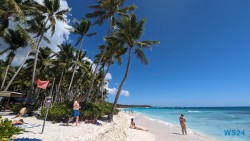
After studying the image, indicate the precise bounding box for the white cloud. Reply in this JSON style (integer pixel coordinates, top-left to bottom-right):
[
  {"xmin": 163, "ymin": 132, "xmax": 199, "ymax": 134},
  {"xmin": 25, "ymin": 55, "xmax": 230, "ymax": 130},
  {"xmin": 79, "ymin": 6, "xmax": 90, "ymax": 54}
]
[
  {"xmin": 121, "ymin": 90, "xmax": 130, "ymax": 96},
  {"xmin": 105, "ymin": 73, "xmax": 112, "ymax": 81},
  {"xmin": 104, "ymin": 73, "xmax": 130, "ymax": 97}
]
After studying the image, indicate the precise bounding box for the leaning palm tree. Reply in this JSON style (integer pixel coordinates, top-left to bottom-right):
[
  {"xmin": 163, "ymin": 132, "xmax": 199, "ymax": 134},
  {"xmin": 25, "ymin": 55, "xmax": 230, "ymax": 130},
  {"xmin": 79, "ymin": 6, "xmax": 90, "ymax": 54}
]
[
  {"xmin": 85, "ymin": 0, "xmax": 136, "ymax": 101},
  {"xmin": 67, "ymin": 18, "xmax": 96, "ymax": 95},
  {"xmin": 108, "ymin": 14, "xmax": 159, "ymax": 120},
  {"xmin": 4, "ymin": 25, "xmax": 37, "ymax": 91},
  {"xmin": 28, "ymin": 0, "xmax": 69, "ymax": 102},
  {"xmin": 0, "ymin": 29, "xmax": 28, "ymax": 90},
  {"xmin": 95, "ymin": 38, "xmax": 127, "ymax": 101}
]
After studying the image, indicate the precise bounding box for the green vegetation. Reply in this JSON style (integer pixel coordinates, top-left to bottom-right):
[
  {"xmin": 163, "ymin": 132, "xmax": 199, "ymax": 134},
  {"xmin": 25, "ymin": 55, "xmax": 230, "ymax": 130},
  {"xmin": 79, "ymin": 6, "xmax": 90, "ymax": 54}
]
[
  {"xmin": 0, "ymin": 115, "xmax": 23, "ymax": 140},
  {"xmin": 0, "ymin": 0, "xmax": 159, "ymax": 122},
  {"xmin": 41, "ymin": 102, "xmax": 119, "ymax": 122}
]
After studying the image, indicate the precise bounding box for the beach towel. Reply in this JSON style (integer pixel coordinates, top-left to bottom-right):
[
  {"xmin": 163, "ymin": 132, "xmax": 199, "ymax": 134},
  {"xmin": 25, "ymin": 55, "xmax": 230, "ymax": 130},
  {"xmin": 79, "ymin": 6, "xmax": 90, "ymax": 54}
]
[{"xmin": 14, "ymin": 123, "xmax": 41, "ymax": 129}]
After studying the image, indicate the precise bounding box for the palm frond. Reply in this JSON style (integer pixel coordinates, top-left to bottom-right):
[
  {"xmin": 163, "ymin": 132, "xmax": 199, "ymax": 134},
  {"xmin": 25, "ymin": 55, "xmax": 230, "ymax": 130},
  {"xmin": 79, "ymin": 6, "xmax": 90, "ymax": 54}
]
[
  {"xmin": 56, "ymin": 9, "xmax": 69, "ymax": 17},
  {"xmin": 56, "ymin": 15, "xmax": 66, "ymax": 22},
  {"xmin": 134, "ymin": 48, "xmax": 148, "ymax": 65},
  {"xmin": 135, "ymin": 41, "xmax": 159, "ymax": 51},
  {"xmin": 43, "ymin": 36, "xmax": 51, "ymax": 44},
  {"xmin": 0, "ymin": 48, "xmax": 10, "ymax": 55},
  {"xmin": 86, "ymin": 32, "xmax": 97, "ymax": 37},
  {"xmin": 49, "ymin": 17, "xmax": 56, "ymax": 36},
  {"xmin": 44, "ymin": 0, "xmax": 52, "ymax": 12},
  {"xmin": 7, "ymin": 0, "xmax": 25, "ymax": 21},
  {"xmin": 53, "ymin": 0, "xmax": 60, "ymax": 12},
  {"xmin": 119, "ymin": 4, "xmax": 136, "ymax": 13},
  {"xmin": 85, "ymin": 10, "xmax": 105, "ymax": 19},
  {"xmin": 16, "ymin": 24, "xmax": 36, "ymax": 50}
]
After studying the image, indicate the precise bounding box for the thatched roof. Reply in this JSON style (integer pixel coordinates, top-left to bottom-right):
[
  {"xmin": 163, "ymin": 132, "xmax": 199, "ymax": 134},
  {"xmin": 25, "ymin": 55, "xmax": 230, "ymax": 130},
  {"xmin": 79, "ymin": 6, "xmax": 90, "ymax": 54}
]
[{"xmin": 0, "ymin": 91, "xmax": 25, "ymax": 98}]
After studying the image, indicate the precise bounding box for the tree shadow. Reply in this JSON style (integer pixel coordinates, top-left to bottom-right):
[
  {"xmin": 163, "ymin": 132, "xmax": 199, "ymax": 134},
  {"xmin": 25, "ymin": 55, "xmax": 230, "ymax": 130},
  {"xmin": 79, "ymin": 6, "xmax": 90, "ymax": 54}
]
[{"xmin": 14, "ymin": 138, "xmax": 42, "ymax": 141}]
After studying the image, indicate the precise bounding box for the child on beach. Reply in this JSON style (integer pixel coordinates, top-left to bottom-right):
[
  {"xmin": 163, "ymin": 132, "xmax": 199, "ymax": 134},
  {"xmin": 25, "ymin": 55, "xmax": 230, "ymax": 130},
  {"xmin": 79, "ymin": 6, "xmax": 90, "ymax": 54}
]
[
  {"xmin": 179, "ymin": 114, "xmax": 187, "ymax": 135},
  {"xmin": 130, "ymin": 118, "xmax": 148, "ymax": 131},
  {"xmin": 67, "ymin": 99, "xmax": 81, "ymax": 126}
]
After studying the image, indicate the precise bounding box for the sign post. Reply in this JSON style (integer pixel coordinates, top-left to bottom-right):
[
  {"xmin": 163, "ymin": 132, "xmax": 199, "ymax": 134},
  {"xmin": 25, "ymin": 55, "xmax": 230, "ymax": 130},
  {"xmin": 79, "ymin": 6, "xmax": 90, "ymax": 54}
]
[{"xmin": 41, "ymin": 96, "xmax": 52, "ymax": 134}]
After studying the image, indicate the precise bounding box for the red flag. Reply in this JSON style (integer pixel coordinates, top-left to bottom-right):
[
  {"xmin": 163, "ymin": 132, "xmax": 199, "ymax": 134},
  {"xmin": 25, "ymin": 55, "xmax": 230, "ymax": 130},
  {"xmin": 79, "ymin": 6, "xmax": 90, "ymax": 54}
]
[{"xmin": 37, "ymin": 79, "xmax": 49, "ymax": 89}]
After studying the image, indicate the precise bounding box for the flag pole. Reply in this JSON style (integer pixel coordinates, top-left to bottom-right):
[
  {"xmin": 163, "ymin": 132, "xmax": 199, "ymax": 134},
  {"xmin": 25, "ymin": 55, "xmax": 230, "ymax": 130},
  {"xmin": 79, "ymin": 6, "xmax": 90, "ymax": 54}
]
[{"xmin": 41, "ymin": 78, "xmax": 54, "ymax": 134}]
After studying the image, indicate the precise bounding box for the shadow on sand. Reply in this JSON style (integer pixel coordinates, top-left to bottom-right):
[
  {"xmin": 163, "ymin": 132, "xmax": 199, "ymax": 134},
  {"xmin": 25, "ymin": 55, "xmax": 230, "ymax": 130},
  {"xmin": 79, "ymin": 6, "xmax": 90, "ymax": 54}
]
[
  {"xmin": 13, "ymin": 138, "xmax": 42, "ymax": 141},
  {"xmin": 172, "ymin": 132, "xmax": 183, "ymax": 135}
]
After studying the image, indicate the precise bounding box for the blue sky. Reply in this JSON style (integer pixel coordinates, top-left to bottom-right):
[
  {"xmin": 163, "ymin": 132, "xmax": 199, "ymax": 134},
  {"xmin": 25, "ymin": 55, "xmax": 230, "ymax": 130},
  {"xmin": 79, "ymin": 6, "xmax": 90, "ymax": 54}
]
[{"xmin": 67, "ymin": 0, "xmax": 250, "ymax": 107}]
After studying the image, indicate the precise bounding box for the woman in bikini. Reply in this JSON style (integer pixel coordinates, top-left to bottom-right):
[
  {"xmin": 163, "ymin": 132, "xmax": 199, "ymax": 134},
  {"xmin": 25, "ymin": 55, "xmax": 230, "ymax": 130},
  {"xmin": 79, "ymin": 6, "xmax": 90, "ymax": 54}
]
[
  {"xmin": 179, "ymin": 114, "xmax": 187, "ymax": 135},
  {"xmin": 130, "ymin": 118, "xmax": 148, "ymax": 131}
]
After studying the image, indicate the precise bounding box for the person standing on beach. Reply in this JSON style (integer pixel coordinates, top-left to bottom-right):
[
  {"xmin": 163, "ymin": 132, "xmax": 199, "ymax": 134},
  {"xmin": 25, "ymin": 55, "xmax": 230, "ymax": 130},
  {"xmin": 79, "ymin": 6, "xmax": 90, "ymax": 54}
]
[
  {"xmin": 67, "ymin": 99, "xmax": 81, "ymax": 126},
  {"xmin": 179, "ymin": 114, "xmax": 187, "ymax": 135}
]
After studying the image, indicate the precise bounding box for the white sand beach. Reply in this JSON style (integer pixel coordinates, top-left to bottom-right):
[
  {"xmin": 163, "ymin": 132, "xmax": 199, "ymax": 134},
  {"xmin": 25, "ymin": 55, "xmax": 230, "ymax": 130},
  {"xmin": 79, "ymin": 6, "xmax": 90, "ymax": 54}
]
[{"xmin": 1, "ymin": 112, "xmax": 214, "ymax": 141}]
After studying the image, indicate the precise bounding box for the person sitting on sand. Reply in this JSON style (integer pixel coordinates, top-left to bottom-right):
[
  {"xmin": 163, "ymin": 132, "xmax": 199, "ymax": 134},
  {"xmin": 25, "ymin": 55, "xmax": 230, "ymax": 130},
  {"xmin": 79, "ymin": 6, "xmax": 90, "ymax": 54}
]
[
  {"xmin": 12, "ymin": 119, "xmax": 25, "ymax": 125},
  {"xmin": 15, "ymin": 107, "xmax": 27, "ymax": 118},
  {"xmin": 179, "ymin": 114, "xmax": 187, "ymax": 135},
  {"xmin": 130, "ymin": 118, "xmax": 148, "ymax": 131},
  {"xmin": 85, "ymin": 118, "xmax": 97, "ymax": 124},
  {"xmin": 85, "ymin": 118, "xmax": 102, "ymax": 125},
  {"xmin": 12, "ymin": 119, "xmax": 41, "ymax": 129}
]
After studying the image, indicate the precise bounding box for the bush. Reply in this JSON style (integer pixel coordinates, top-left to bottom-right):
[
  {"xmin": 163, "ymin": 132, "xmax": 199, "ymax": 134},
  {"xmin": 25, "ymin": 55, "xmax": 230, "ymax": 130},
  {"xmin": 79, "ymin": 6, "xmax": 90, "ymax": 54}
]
[
  {"xmin": 0, "ymin": 115, "xmax": 23, "ymax": 140},
  {"xmin": 9, "ymin": 104, "xmax": 21, "ymax": 113},
  {"xmin": 41, "ymin": 103, "xmax": 70, "ymax": 122},
  {"xmin": 79, "ymin": 102, "xmax": 102, "ymax": 120},
  {"xmin": 41, "ymin": 102, "xmax": 120, "ymax": 122}
]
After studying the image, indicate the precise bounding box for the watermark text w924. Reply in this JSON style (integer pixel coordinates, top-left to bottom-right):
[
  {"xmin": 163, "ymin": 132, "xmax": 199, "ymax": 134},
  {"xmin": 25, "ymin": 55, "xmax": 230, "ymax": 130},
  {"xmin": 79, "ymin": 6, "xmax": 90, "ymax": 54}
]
[{"xmin": 224, "ymin": 130, "xmax": 245, "ymax": 136}]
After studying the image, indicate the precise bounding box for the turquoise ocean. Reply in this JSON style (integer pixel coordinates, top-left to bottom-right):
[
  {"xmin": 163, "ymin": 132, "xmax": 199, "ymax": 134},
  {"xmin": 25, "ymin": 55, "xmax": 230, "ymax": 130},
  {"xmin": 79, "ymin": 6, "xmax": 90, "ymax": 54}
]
[{"xmin": 126, "ymin": 107, "xmax": 250, "ymax": 141}]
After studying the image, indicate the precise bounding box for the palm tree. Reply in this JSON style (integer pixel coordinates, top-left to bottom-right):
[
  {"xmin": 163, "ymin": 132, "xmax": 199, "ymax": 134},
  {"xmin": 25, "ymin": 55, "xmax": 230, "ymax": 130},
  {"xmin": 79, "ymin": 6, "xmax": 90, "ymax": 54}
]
[
  {"xmin": 0, "ymin": 29, "xmax": 28, "ymax": 90},
  {"xmin": 28, "ymin": 0, "xmax": 69, "ymax": 102},
  {"xmin": 108, "ymin": 14, "xmax": 159, "ymax": 120},
  {"xmin": 85, "ymin": 0, "xmax": 136, "ymax": 101},
  {"xmin": 67, "ymin": 18, "xmax": 96, "ymax": 95},
  {"xmin": 53, "ymin": 43, "xmax": 75, "ymax": 102},
  {"xmin": 4, "ymin": 25, "xmax": 37, "ymax": 91},
  {"xmin": 25, "ymin": 47, "xmax": 55, "ymax": 80},
  {"xmin": 95, "ymin": 38, "xmax": 127, "ymax": 101}
]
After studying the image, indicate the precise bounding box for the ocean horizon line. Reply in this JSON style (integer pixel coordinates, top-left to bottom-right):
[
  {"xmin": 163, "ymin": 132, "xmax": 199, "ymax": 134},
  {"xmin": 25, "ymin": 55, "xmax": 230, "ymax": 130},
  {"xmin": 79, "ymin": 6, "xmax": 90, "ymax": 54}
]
[{"xmin": 127, "ymin": 105, "xmax": 250, "ymax": 108}]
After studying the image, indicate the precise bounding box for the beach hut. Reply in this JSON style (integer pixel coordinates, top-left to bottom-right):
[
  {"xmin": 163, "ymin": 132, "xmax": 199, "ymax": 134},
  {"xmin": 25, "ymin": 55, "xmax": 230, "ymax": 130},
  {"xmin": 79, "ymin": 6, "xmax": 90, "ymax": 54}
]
[{"xmin": 0, "ymin": 91, "xmax": 25, "ymax": 111}]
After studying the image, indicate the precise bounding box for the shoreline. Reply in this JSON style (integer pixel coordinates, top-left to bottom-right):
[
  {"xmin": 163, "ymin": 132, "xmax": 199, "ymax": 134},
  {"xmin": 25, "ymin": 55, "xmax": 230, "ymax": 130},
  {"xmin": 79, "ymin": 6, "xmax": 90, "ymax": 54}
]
[{"xmin": 128, "ymin": 112, "xmax": 215, "ymax": 141}]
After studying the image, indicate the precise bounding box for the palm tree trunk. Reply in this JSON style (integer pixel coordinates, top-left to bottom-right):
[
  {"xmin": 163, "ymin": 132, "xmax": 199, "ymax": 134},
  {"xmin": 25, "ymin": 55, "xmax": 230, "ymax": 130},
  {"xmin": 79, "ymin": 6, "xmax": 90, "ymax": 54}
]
[
  {"xmin": 85, "ymin": 16, "xmax": 113, "ymax": 101},
  {"xmin": 1, "ymin": 64, "xmax": 10, "ymax": 90},
  {"xmin": 67, "ymin": 40, "xmax": 84, "ymax": 95},
  {"xmin": 26, "ymin": 18, "xmax": 49, "ymax": 103},
  {"xmin": 54, "ymin": 71, "xmax": 64, "ymax": 103},
  {"xmin": 108, "ymin": 47, "xmax": 132, "ymax": 120},
  {"xmin": 4, "ymin": 50, "xmax": 31, "ymax": 91},
  {"xmin": 101, "ymin": 61, "xmax": 111, "ymax": 101}
]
